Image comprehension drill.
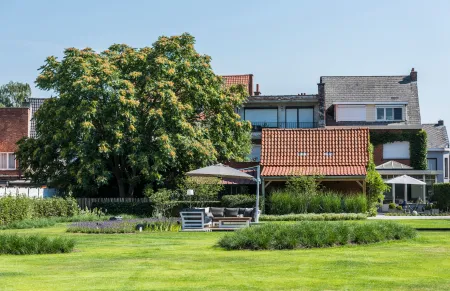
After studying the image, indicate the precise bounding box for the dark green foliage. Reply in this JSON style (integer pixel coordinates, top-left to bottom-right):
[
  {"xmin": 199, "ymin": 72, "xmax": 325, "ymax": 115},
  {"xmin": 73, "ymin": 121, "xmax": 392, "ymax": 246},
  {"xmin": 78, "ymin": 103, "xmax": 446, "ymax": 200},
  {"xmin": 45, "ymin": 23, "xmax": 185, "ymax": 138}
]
[
  {"xmin": 366, "ymin": 144, "xmax": 389, "ymax": 216},
  {"xmin": 218, "ymin": 221, "xmax": 416, "ymax": 250},
  {"xmin": 432, "ymin": 183, "xmax": 450, "ymax": 211},
  {"xmin": 269, "ymin": 191, "xmax": 367, "ymax": 214},
  {"xmin": 0, "ymin": 212, "xmax": 106, "ymax": 230},
  {"xmin": 0, "ymin": 234, "xmax": 75, "ymax": 255},
  {"xmin": 260, "ymin": 213, "xmax": 367, "ymax": 221},
  {"xmin": 0, "ymin": 196, "xmax": 80, "ymax": 225},
  {"xmin": 91, "ymin": 201, "xmax": 153, "ymax": 216},
  {"xmin": 370, "ymin": 130, "xmax": 427, "ymax": 170},
  {"xmin": 221, "ymin": 195, "xmax": 256, "ymax": 208}
]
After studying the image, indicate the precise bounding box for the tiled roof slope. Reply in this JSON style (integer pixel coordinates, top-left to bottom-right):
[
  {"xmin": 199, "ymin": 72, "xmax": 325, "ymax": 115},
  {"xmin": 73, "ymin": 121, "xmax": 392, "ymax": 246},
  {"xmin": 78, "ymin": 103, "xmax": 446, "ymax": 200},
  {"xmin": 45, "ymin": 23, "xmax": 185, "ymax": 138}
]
[
  {"xmin": 321, "ymin": 75, "xmax": 421, "ymax": 125},
  {"xmin": 261, "ymin": 128, "xmax": 369, "ymax": 176},
  {"xmin": 422, "ymin": 124, "xmax": 449, "ymax": 149},
  {"xmin": 29, "ymin": 98, "xmax": 47, "ymax": 138},
  {"xmin": 221, "ymin": 74, "xmax": 253, "ymax": 96}
]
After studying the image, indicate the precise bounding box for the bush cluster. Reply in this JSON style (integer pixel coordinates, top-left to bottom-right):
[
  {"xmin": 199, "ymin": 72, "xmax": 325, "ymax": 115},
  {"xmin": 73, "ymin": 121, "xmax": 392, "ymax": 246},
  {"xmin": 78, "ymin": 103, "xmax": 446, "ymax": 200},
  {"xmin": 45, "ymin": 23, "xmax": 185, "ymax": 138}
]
[
  {"xmin": 221, "ymin": 195, "xmax": 256, "ymax": 208},
  {"xmin": 0, "ymin": 234, "xmax": 75, "ymax": 255},
  {"xmin": 0, "ymin": 196, "xmax": 80, "ymax": 225},
  {"xmin": 91, "ymin": 201, "xmax": 153, "ymax": 216},
  {"xmin": 432, "ymin": 183, "xmax": 450, "ymax": 211},
  {"xmin": 260, "ymin": 213, "xmax": 367, "ymax": 221},
  {"xmin": 269, "ymin": 191, "xmax": 367, "ymax": 215},
  {"xmin": 218, "ymin": 221, "xmax": 416, "ymax": 250}
]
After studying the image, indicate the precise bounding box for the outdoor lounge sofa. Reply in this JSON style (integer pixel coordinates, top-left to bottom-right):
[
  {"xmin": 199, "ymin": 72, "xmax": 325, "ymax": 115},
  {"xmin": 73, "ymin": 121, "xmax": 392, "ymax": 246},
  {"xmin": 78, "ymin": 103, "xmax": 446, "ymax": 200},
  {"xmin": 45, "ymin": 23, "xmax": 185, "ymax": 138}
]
[{"xmin": 180, "ymin": 207, "xmax": 256, "ymax": 231}]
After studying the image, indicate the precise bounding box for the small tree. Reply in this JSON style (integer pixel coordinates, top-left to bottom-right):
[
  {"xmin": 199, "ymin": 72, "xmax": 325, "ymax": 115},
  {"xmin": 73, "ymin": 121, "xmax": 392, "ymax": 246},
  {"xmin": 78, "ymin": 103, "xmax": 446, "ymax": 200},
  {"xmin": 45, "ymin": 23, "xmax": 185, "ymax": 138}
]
[
  {"xmin": 0, "ymin": 81, "xmax": 31, "ymax": 107},
  {"xmin": 144, "ymin": 187, "xmax": 178, "ymax": 218},
  {"xmin": 178, "ymin": 177, "xmax": 223, "ymax": 207},
  {"xmin": 366, "ymin": 144, "xmax": 390, "ymax": 216}
]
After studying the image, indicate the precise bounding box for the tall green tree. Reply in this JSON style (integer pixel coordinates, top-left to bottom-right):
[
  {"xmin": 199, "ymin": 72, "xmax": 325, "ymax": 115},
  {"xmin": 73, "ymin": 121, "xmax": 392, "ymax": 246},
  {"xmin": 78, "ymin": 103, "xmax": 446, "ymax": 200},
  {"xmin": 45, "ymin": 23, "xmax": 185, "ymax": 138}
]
[
  {"xmin": 0, "ymin": 81, "xmax": 31, "ymax": 107},
  {"xmin": 16, "ymin": 33, "xmax": 252, "ymax": 197}
]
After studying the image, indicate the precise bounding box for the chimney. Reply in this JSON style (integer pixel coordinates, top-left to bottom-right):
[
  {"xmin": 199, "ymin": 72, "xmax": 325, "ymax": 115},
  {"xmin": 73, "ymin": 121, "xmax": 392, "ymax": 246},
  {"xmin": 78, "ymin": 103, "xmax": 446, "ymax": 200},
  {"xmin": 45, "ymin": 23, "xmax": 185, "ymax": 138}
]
[
  {"xmin": 249, "ymin": 74, "xmax": 254, "ymax": 96},
  {"xmin": 410, "ymin": 68, "xmax": 417, "ymax": 82},
  {"xmin": 254, "ymin": 84, "xmax": 261, "ymax": 96},
  {"xmin": 438, "ymin": 120, "xmax": 444, "ymax": 126}
]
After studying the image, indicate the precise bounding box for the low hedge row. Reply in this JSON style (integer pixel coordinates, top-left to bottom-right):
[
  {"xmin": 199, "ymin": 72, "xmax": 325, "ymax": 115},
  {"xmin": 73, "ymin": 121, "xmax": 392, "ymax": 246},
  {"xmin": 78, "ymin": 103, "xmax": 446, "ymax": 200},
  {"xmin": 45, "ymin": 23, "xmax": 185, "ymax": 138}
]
[
  {"xmin": 218, "ymin": 221, "xmax": 416, "ymax": 250},
  {"xmin": 0, "ymin": 196, "xmax": 79, "ymax": 225},
  {"xmin": 0, "ymin": 234, "xmax": 76, "ymax": 255},
  {"xmin": 260, "ymin": 213, "xmax": 367, "ymax": 221}
]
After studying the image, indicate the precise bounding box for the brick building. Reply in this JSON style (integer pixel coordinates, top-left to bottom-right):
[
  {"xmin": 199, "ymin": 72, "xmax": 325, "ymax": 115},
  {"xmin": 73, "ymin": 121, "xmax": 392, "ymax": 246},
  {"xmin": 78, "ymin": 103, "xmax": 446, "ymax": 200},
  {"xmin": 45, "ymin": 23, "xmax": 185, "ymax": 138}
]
[{"xmin": 0, "ymin": 107, "xmax": 30, "ymax": 181}]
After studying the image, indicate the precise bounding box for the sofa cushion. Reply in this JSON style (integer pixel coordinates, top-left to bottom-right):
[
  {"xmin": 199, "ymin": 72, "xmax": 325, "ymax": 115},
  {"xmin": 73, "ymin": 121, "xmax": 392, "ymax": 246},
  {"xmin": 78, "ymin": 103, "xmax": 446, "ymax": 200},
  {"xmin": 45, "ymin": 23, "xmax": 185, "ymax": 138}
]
[
  {"xmin": 238, "ymin": 208, "xmax": 246, "ymax": 215},
  {"xmin": 225, "ymin": 208, "xmax": 239, "ymax": 217},
  {"xmin": 243, "ymin": 208, "xmax": 254, "ymax": 218},
  {"xmin": 210, "ymin": 207, "xmax": 225, "ymax": 217}
]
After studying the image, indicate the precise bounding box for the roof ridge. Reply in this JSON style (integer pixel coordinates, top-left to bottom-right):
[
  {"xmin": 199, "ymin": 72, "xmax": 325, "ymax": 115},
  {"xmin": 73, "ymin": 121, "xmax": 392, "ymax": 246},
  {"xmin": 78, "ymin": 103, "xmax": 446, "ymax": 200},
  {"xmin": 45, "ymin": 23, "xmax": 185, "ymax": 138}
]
[
  {"xmin": 220, "ymin": 74, "xmax": 253, "ymax": 77},
  {"xmin": 321, "ymin": 75, "xmax": 408, "ymax": 78}
]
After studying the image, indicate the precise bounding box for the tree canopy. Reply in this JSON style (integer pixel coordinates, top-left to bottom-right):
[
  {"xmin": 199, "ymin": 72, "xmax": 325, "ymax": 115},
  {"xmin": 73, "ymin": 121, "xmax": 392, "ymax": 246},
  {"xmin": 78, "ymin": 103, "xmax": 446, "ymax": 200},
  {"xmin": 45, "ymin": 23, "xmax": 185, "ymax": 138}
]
[
  {"xmin": 17, "ymin": 33, "xmax": 252, "ymax": 197},
  {"xmin": 0, "ymin": 81, "xmax": 31, "ymax": 107}
]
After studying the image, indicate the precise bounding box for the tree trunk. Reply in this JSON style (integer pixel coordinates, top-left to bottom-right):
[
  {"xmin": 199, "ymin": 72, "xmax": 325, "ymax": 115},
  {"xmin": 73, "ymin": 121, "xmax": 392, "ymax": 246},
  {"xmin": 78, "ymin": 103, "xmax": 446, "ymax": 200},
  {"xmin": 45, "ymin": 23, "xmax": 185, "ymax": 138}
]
[{"xmin": 117, "ymin": 177, "xmax": 126, "ymax": 198}]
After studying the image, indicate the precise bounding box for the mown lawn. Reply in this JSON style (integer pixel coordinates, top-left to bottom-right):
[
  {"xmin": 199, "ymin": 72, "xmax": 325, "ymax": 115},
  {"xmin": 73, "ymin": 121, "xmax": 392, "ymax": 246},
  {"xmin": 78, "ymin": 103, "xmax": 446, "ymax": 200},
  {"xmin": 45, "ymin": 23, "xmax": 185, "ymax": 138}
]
[{"xmin": 1, "ymin": 221, "xmax": 450, "ymax": 291}]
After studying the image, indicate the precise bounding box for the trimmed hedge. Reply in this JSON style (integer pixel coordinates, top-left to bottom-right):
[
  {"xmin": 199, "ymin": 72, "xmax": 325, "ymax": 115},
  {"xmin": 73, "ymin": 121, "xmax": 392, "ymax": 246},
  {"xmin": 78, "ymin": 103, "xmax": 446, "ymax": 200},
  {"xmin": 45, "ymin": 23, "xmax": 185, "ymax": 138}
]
[
  {"xmin": 0, "ymin": 234, "xmax": 75, "ymax": 255},
  {"xmin": 91, "ymin": 202, "xmax": 153, "ymax": 216},
  {"xmin": 221, "ymin": 195, "xmax": 256, "ymax": 208},
  {"xmin": 218, "ymin": 221, "xmax": 416, "ymax": 250},
  {"xmin": 269, "ymin": 191, "xmax": 367, "ymax": 215},
  {"xmin": 0, "ymin": 196, "xmax": 80, "ymax": 225},
  {"xmin": 260, "ymin": 213, "xmax": 367, "ymax": 221},
  {"xmin": 433, "ymin": 183, "xmax": 450, "ymax": 211}
]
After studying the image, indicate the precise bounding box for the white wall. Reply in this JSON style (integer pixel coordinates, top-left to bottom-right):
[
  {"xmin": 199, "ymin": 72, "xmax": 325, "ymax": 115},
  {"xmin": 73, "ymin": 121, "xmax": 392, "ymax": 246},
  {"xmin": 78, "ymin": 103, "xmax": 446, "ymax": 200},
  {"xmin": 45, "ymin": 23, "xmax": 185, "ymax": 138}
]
[{"xmin": 383, "ymin": 142, "xmax": 410, "ymax": 159}]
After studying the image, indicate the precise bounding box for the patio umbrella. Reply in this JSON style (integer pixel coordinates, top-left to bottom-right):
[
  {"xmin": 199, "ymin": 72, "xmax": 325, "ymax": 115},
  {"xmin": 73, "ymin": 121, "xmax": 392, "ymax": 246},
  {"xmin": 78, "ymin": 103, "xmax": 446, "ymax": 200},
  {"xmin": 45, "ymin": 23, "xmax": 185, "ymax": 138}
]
[
  {"xmin": 384, "ymin": 175, "xmax": 426, "ymax": 204},
  {"xmin": 186, "ymin": 163, "xmax": 255, "ymax": 180},
  {"xmin": 186, "ymin": 163, "xmax": 260, "ymax": 222}
]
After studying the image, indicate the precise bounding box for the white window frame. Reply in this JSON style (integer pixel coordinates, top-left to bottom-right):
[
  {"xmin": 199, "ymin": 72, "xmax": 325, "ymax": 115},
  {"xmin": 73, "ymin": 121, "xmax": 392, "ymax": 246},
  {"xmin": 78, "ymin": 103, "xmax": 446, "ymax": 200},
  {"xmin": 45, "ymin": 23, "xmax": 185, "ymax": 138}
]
[
  {"xmin": 0, "ymin": 153, "xmax": 16, "ymax": 170},
  {"xmin": 376, "ymin": 106, "xmax": 404, "ymax": 121}
]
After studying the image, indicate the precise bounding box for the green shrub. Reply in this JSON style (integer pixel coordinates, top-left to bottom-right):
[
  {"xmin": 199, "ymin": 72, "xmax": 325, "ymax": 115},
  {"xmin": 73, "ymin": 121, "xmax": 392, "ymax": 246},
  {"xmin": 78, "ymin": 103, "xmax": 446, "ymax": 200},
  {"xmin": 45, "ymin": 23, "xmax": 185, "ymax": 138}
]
[
  {"xmin": 269, "ymin": 190, "xmax": 367, "ymax": 215},
  {"xmin": 260, "ymin": 213, "xmax": 367, "ymax": 221},
  {"xmin": 0, "ymin": 196, "xmax": 80, "ymax": 225},
  {"xmin": 344, "ymin": 195, "xmax": 368, "ymax": 213},
  {"xmin": 221, "ymin": 195, "xmax": 257, "ymax": 208},
  {"xmin": 396, "ymin": 205, "xmax": 403, "ymax": 211},
  {"xmin": 432, "ymin": 183, "xmax": 450, "ymax": 211},
  {"xmin": 91, "ymin": 201, "xmax": 153, "ymax": 216},
  {"xmin": 0, "ymin": 234, "xmax": 75, "ymax": 255},
  {"xmin": 218, "ymin": 221, "xmax": 416, "ymax": 250},
  {"xmin": 389, "ymin": 202, "xmax": 396, "ymax": 209}
]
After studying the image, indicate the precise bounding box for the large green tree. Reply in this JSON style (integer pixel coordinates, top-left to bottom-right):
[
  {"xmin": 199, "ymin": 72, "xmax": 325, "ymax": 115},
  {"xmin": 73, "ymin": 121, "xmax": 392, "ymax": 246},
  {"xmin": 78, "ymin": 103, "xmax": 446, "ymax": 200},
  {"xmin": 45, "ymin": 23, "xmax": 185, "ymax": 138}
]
[
  {"xmin": 0, "ymin": 81, "xmax": 31, "ymax": 107},
  {"xmin": 17, "ymin": 33, "xmax": 252, "ymax": 197}
]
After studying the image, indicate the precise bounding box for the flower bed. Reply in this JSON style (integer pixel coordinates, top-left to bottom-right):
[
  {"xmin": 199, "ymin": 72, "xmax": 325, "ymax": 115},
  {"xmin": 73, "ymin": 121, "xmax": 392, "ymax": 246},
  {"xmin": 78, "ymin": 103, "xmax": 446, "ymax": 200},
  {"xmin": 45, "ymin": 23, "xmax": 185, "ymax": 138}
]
[
  {"xmin": 260, "ymin": 213, "xmax": 367, "ymax": 221},
  {"xmin": 67, "ymin": 218, "xmax": 180, "ymax": 234},
  {"xmin": 218, "ymin": 221, "xmax": 416, "ymax": 250}
]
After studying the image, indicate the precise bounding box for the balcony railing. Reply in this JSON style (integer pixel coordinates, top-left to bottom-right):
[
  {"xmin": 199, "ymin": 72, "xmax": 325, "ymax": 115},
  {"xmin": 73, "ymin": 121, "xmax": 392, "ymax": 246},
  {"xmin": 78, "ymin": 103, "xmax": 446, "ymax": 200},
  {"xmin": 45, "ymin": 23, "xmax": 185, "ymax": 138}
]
[{"xmin": 249, "ymin": 122, "xmax": 318, "ymax": 131}]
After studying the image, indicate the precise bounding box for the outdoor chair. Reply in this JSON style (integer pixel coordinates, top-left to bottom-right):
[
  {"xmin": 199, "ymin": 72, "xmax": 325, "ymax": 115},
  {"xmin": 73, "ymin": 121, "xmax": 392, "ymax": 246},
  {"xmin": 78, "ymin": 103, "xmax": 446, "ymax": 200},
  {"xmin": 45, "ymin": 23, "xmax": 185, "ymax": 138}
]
[{"xmin": 180, "ymin": 209, "xmax": 212, "ymax": 231}]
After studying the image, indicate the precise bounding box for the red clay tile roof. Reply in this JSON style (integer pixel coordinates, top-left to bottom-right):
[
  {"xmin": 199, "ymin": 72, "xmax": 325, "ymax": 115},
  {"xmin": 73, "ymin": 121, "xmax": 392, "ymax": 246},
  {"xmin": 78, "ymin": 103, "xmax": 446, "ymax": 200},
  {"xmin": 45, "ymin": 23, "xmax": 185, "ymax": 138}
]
[
  {"xmin": 221, "ymin": 74, "xmax": 253, "ymax": 96},
  {"xmin": 261, "ymin": 128, "xmax": 369, "ymax": 177}
]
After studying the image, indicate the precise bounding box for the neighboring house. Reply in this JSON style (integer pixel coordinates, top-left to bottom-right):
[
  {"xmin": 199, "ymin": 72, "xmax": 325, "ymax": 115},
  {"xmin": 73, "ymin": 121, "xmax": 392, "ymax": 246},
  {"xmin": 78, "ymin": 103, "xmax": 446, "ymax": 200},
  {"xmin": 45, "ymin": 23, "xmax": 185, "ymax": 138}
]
[
  {"xmin": 260, "ymin": 128, "xmax": 370, "ymax": 199},
  {"xmin": 0, "ymin": 99, "xmax": 53, "ymax": 197},
  {"xmin": 0, "ymin": 107, "xmax": 30, "ymax": 182},
  {"xmin": 423, "ymin": 120, "xmax": 450, "ymax": 183},
  {"xmin": 318, "ymin": 68, "xmax": 439, "ymax": 204}
]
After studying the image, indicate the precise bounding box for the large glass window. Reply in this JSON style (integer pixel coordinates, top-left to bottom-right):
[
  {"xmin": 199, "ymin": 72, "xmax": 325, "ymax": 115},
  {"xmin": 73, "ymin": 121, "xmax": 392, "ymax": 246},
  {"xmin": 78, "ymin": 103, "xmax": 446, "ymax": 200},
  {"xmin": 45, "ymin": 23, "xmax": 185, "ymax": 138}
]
[
  {"xmin": 285, "ymin": 107, "xmax": 314, "ymax": 128},
  {"xmin": 376, "ymin": 107, "xmax": 403, "ymax": 121},
  {"xmin": 445, "ymin": 157, "xmax": 449, "ymax": 179},
  {"xmin": 244, "ymin": 108, "xmax": 278, "ymax": 130},
  {"xmin": 0, "ymin": 153, "xmax": 15, "ymax": 170},
  {"xmin": 427, "ymin": 158, "xmax": 437, "ymax": 170}
]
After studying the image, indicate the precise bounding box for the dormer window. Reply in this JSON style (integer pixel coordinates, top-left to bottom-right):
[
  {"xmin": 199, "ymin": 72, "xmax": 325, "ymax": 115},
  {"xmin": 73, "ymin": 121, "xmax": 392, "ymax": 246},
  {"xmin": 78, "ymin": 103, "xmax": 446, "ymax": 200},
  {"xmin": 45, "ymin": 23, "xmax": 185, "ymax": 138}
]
[{"xmin": 376, "ymin": 107, "xmax": 403, "ymax": 121}]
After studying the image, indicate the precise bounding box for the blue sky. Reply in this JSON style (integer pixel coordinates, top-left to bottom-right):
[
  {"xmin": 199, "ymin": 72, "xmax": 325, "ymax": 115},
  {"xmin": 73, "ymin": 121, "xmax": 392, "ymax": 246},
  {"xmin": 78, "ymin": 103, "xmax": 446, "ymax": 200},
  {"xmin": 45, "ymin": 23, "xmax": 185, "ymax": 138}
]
[{"xmin": 1, "ymin": 0, "xmax": 449, "ymax": 124}]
